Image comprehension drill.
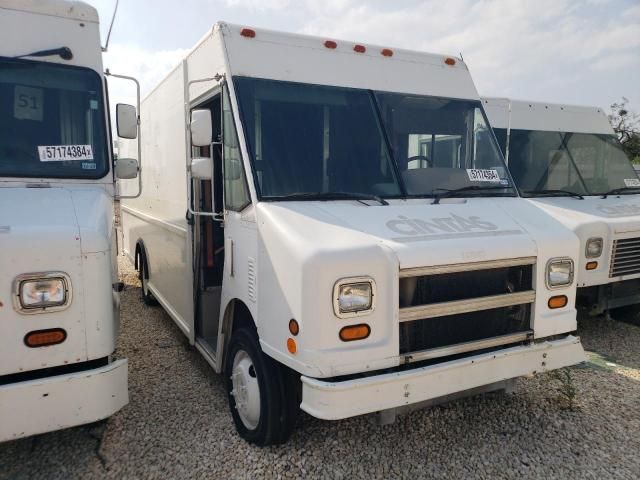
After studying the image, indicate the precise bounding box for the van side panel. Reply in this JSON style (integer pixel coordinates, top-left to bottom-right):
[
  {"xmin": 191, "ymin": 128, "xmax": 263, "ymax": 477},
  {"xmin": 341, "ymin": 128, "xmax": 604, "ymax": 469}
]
[{"xmin": 120, "ymin": 62, "xmax": 194, "ymax": 339}]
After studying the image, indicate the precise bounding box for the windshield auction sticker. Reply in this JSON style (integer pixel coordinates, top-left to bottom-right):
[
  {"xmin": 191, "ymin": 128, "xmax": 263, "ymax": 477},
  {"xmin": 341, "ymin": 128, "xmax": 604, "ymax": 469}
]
[
  {"xmin": 467, "ymin": 169, "xmax": 500, "ymax": 182},
  {"xmin": 624, "ymin": 178, "xmax": 640, "ymax": 187},
  {"xmin": 38, "ymin": 145, "xmax": 94, "ymax": 162}
]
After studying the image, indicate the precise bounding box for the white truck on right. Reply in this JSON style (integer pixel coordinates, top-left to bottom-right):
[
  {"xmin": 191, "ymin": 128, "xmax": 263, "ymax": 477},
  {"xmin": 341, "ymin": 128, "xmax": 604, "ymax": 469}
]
[{"xmin": 483, "ymin": 98, "xmax": 640, "ymax": 316}]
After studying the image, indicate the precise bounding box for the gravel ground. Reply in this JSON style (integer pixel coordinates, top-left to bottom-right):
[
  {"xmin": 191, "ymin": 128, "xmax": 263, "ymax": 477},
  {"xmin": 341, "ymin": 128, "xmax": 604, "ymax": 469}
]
[{"xmin": 1, "ymin": 256, "xmax": 639, "ymax": 479}]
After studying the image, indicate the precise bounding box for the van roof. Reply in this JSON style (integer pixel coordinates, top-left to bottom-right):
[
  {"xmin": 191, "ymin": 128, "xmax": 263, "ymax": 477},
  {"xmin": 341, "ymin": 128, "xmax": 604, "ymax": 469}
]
[
  {"xmin": 213, "ymin": 22, "xmax": 480, "ymax": 101},
  {"xmin": 482, "ymin": 97, "xmax": 612, "ymax": 135},
  {"xmin": 0, "ymin": 0, "xmax": 98, "ymax": 23}
]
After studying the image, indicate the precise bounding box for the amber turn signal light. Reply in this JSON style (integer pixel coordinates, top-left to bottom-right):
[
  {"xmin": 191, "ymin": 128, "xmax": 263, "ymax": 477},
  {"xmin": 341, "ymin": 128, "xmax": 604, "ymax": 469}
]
[
  {"xmin": 586, "ymin": 261, "xmax": 598, "ymax": 270},
  {"xmin": 287, "ymin": 338, "xmax": 297, "ymax": 354},
  {"xmin": 548, "ymin": 295, "xmax": 568, "ymax": 309},
  {"xmin": 339, "ymin": 324, "xmax": 371, "ymax": 342},
  {"xmin": 24, "ymin": 328, "xmax": 66, "ymax": 348},
  {"xmin": 288, "ymin": 319, "xmax": 299, "ymax": 336}
]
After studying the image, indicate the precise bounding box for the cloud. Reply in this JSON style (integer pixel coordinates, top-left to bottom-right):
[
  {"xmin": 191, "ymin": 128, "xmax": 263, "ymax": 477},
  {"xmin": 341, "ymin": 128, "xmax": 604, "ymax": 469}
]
[
  {"xmin": 298, "ymin": 0, "xmax": 639, "ymax": 107},
  {"xmin": 103, "ymin": 43, "xmax": 188, "ymax": 101},
  {"xmin": 101, "ymin": 43, "xmax": 188, "ymax": 131}
]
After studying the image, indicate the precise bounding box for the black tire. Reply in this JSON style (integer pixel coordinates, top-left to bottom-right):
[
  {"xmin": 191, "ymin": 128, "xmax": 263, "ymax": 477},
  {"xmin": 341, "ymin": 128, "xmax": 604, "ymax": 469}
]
[
  {"xmin": 139, "ymin": 249, "xmax": 159, "ymax": 306},
  {"xmin": 224, "ymin": 328, "xmax": 299, "ymax": 446}
]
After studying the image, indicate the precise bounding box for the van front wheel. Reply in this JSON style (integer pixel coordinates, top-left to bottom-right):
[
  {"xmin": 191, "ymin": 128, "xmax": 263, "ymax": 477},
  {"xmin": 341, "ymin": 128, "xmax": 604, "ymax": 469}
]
[{"xmin": 225, "ymin": 328, "xmax": 298, "ymax": 446}]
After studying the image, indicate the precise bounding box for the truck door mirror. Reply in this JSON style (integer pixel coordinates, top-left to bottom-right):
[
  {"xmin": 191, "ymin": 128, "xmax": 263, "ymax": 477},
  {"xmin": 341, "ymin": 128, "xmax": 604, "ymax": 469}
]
[
  {"xmin": 115, "ymin": 158, "xmax": 139, "ymax": 179},
  {"xmin": 116, "ymin": 104, "xmax": 138, "ymax": 139},
  {"xmin": 191, "ymin": 157, "xmax": 213, "ymax": 180},
  {"xmin": 191, "ymin": 109, "xmax": 212, "ymax": 147}
]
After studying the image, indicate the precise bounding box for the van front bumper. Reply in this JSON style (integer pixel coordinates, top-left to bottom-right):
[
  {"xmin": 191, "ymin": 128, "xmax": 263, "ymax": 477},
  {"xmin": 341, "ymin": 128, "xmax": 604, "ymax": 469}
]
[
  {"xmin": 0, "ymin": 359, "xmax": 128, "ymax": 442},
  {"xmin": 300, "ymin": 336, "xmax": 584, "ymax": 420}
]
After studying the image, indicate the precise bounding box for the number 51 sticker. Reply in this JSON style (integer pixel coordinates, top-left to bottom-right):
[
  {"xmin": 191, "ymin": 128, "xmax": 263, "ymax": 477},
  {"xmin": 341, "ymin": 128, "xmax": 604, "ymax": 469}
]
[{"xmin": 14, "ymin": 85, "xmax": 43, "ymax": 122}]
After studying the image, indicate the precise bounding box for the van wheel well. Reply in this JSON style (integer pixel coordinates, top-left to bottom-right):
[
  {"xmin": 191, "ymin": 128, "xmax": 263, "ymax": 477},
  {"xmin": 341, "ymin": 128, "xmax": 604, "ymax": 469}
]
[
  {"xmin": 221, "ymin": 299, "xmax": 256, "ymax": 369},
  {"xmin": 226, "ymin": 299, "xmax": 255, "ymax": 333}
]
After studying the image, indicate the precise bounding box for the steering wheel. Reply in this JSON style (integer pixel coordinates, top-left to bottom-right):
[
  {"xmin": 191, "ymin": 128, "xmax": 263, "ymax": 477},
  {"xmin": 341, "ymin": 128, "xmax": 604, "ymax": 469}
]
[{"xmin": 407, "ymin": 155, "xmax": 432, "ymax": 168}]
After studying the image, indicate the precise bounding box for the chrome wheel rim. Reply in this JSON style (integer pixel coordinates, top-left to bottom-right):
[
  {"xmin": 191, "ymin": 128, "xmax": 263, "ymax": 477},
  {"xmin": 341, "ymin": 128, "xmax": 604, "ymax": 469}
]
[{"xmin": 230, "ymin": 349, "xmax": 261, "ymax": 429}]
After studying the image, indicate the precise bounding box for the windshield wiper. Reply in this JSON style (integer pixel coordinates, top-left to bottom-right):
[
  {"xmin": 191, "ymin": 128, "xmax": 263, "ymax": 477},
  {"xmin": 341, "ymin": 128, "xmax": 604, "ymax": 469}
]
[
  {"xmin": 431, "ymin": 185, "xmax": 511, "ymax": 204},
  {"xmin": 14, "ymin": 47, "xmax": 73, "ymax": 60},
  {"xmin": 273, "ymin": 191, "xmax": 389, "ymax": 205},
  {"xmin": 599, "ymin": 187, "xmax": 640, "ymax": 199},
  {"xmin": 522, "ymin": 189, "xmax": 584, "ymax": 200}
]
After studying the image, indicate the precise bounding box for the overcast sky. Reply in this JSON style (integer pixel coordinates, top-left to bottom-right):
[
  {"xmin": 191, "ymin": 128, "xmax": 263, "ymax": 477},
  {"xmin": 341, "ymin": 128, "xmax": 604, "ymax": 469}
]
[{"xmin": 88, "ymin": 0, "xmax": 640, "ymax": 114}]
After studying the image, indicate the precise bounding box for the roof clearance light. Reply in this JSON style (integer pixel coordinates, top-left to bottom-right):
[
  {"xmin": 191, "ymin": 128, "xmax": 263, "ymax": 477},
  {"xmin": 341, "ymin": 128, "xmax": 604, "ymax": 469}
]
[
  {"xmin": 381, "ymin": 48, "xmax": 393, "ymax": 57},
  {"xmin": 240, "ymin": 28, "xmax": 256, "ymax": 38},
  {"xmin": 353, "ymin": 44, "xmax": 366, "ymax": 53},
  {"xmin": 324, "ymin": 40, "xmax": 337, "ymax": 49},
  {"xmin": 444, "ymin": 57, "xmax": 456, "ymax": 66}
]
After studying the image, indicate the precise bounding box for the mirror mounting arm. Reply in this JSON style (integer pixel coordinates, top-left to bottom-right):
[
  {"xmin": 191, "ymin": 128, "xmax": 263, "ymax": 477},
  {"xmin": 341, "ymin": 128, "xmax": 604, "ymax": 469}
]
[
  {"xmin": 184, "ymin": 70, "xmax": 226, "ymax": 218},
  {"xmin": 106, "ymin": 69, "xmax": 143, "ymax": 199}
]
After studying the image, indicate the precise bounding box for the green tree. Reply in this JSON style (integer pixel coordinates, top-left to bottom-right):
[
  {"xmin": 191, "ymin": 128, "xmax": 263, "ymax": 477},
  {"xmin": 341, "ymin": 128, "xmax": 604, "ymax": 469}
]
[{"xmin": 609, "ymin": 97, "xmax": 640, "ymax": 164}]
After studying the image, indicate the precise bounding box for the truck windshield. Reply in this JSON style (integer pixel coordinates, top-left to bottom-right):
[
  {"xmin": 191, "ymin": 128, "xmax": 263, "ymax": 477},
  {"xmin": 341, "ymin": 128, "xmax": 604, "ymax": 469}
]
[
  {"xmin": 0, "ymin": 58, "xmax": 108, "ymax": 179},
  {"xmin": 233, "ymin": 77, "xmax": 514, "ymax": 200},
  {"xmin": 374, "ymin": 92, "xmax": 513, "ymax": 197},
  {"xmin": 497, "ymin": 129, "xmax": 639, "ymax": 196}
]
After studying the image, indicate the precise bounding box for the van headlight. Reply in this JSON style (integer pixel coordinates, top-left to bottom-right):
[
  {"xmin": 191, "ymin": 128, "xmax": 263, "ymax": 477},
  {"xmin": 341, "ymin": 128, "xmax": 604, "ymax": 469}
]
[
  {"xmin": 585, "ymin": 237, "xmax": 603, "ymax": 258},
  {"xmin": 333, "ymin": 278, "xmax": 375, "ymax": 318},
  {"xmin": 14, "ymin": 273, "xmax": 72, "ymax": 313},
  {"xmin": 546, "ymin": 259, "xmax": 574, "ymax": 289}
]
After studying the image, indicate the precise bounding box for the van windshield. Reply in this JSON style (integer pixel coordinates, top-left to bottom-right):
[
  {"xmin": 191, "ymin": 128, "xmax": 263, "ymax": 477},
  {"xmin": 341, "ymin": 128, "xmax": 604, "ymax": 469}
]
[
  {"xmin": 0, "ymin": 57, "xmax": 108, "ymax": 179},
  {"xmin": 233, "ymin": 77, "xmax": 515, "ymax": 200},
  {"xmin": 496, "ymin": 129, "xmax": 639, "ymax": 196}
]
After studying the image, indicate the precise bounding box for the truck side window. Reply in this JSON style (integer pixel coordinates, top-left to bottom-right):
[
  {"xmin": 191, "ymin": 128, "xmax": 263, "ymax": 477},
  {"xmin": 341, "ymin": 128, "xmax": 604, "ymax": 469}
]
[{"xmin": 223, "ymin": 87, "xmax": 251, "ymax": 211}]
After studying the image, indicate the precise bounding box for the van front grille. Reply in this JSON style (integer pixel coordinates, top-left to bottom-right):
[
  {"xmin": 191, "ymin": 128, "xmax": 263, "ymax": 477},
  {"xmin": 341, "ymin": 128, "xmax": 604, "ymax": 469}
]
[
  {"xmin": 610, "ymin": 237, "xmax": 640, "ymax": 277},
  {"xmin": 399, "ymin": 257, "xmax": 535, "ymax": 363}
]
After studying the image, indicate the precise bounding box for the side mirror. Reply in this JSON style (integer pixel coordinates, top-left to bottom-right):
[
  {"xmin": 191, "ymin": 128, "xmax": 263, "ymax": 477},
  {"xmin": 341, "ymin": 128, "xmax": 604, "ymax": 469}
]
[
  {"xmin": 191, "ymin": 109, "xmax": 212, "ymax": 147},
  {"xmin": 115, "ymin": 158, "xmax": 139, "ymax": 179},
  {"xmin": 116, "ymin": 104, "xmax": 138, "ymax": 139},
  {"xmin": 191, "ymin": 157, "xmax": 213, "ymax": 180}
]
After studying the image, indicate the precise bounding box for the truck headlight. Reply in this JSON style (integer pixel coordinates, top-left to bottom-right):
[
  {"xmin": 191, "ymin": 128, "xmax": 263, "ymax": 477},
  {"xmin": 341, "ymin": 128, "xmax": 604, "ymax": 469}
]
[
  {"xmin": 333, "ymin": 278, "xmax": 375, "ymax": 318},
  {"xmin": 585, "ymin": 237, "xmax": 603, "ymax": 258},
  {"xmin": 14, "ymin": 273, "xmax": 72, "ymax": 313},
  {"xmin": 546, "ymin": 259, "xmax": 574, "ymax": 289}
]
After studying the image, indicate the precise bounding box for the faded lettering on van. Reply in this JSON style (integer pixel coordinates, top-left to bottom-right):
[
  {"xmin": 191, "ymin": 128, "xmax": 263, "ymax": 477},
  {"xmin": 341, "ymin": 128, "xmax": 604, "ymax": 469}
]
[
  {"xmin": 386, "ymin": 214, "xmax": 522, "ymax": 243},
  {"xmin": 596, "ymin": 204, "xmax": 640, "ymax": 217}
]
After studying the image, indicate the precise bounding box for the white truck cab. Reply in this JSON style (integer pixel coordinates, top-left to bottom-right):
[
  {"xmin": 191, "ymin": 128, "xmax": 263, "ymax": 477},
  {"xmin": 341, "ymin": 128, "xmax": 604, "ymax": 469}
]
[
  {"xmin": 0, "ymin": 0, "xmax": 137, "ymax": 441},
  {"xmin": 483, "ymin": 97, "xmax": 640, "ymax": 315},
  {"xmin": 120, "ymin": 24, "xmax": 585, "ymax": 446}
]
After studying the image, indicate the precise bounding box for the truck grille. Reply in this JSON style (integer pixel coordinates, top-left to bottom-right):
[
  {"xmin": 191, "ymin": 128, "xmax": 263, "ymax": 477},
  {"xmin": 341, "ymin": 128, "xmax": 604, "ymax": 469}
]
[
  {"xmin": 399, "ymin": 258, "xmax": 535, "ymax": 363},
  {"xmin": 610, "ymin": 237, "xmax": 640, "ymax": 277}
]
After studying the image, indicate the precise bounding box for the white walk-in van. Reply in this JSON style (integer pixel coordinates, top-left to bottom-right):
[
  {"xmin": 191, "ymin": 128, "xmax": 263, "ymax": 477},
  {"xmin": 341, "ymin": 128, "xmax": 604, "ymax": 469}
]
[
  {"xmin": 0, "ymin": 0, "xmax": 139, "ymax": 441},
  {"xmin": 483, "ymin": 97, "xmax": 640, "ymax": 315},
  {"xmin": 119, "ymin": 23, "xmax": 586, "ymax": 445}
]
